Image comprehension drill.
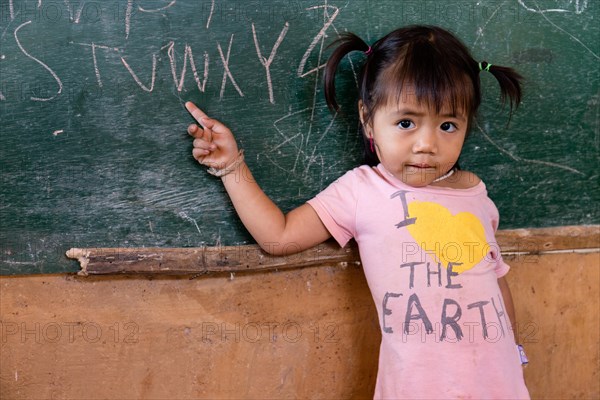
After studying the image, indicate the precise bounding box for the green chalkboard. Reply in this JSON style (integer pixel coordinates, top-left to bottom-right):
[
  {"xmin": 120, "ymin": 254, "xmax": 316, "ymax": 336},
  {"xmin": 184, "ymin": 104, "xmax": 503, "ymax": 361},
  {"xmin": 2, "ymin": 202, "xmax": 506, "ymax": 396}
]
[{"xmin": 1, "ymin": 0, "xmax": 598, "ymax": 274}]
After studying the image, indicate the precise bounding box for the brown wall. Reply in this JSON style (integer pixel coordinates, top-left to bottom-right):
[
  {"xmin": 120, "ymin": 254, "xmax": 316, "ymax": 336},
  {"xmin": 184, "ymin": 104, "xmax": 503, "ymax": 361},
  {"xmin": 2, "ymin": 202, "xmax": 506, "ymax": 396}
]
[{"xmin": 1, "ymin": 235, "xmax": 598, "ymax": 399}]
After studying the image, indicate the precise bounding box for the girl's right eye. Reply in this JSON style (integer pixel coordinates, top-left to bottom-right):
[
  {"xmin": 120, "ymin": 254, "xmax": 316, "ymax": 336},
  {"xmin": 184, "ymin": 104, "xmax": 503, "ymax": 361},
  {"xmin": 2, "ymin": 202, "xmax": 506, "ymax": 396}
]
[{"xmin": 397, "ymin": 120, "xmax": 415, "ymax": 129}]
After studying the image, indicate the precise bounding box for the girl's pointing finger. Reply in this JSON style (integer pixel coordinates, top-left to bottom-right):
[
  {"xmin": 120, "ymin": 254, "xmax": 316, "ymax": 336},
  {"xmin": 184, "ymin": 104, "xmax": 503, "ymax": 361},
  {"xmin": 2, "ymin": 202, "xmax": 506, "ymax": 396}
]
[{"xmin": 185, "ymin": 101, "xmax": 208, "ymax": 126}]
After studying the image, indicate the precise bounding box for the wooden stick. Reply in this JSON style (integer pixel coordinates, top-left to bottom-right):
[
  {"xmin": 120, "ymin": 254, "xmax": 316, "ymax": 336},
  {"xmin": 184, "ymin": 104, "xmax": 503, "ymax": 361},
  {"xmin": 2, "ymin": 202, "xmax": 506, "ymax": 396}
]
[
  {"xmin": 66, "ymin": 225, "xmax": 599, "ymax": 276},
  {"xmin": 66, "ymin": 240, "xmax": 360, "ymax": 276}
]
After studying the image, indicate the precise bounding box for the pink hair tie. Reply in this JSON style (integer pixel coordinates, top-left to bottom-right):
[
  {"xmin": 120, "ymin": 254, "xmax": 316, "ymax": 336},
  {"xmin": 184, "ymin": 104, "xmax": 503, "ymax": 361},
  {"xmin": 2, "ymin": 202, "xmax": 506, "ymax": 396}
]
[{"xmin": 365, "ymin": 46, "xmax": 372, "ymax": 56}]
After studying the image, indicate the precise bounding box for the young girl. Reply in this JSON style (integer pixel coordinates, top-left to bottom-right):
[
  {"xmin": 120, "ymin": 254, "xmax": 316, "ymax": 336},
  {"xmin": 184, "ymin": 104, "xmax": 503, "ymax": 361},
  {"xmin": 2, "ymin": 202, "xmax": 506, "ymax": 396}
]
[{"xmin": 185, "ymin": 25, "xmax": 529, "ymax": 399}]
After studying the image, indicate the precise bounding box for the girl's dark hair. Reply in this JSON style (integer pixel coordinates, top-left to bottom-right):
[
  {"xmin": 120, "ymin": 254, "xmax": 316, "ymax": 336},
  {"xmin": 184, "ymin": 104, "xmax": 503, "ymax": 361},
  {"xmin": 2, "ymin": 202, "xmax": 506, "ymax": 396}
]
[{"xmin": 323, "ymin": 25, "xmax": 523, "ymax": 166}]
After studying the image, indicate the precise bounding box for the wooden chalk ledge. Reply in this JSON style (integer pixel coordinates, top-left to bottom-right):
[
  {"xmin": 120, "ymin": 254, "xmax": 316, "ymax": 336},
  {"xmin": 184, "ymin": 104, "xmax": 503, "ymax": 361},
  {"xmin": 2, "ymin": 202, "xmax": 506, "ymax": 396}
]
[
  {"xmin": 66, "ymin": 225, "xmax": 599, "ymax": 276},
  {"xmin": 66, "ymin": 241, "xmax": 359, "ymax": 276}
]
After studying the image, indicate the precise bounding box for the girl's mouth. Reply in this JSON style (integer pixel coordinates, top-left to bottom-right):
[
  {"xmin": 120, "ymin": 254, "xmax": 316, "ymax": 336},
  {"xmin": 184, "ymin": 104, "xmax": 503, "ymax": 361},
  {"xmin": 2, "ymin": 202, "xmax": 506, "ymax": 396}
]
[{"xmin": 407, "ymin": 163, "xmax": 434, "ymax": 169}]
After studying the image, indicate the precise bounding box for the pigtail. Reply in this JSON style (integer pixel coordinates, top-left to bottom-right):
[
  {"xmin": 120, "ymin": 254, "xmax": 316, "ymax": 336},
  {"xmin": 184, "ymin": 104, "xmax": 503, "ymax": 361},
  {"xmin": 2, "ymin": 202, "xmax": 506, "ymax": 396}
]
[
  {"xmin": 480, "ymin": 61, "xmax": 524, "ymax": 114},
  {"xmin": 324, "ymin": 32, "xmax": 370, "ymax": 112}
]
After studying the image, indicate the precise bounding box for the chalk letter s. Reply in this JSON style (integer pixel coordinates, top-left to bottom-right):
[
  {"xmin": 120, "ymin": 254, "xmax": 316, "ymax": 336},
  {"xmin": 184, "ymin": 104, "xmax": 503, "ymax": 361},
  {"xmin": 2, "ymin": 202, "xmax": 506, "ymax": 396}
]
[{"xmin": 14, "ymin": 21, "xmax": 63, "ymax": 101}]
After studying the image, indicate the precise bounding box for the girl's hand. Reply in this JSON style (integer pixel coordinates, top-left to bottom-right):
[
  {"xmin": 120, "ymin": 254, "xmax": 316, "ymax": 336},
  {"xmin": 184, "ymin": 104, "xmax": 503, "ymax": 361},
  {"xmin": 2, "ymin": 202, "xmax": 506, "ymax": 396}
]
[
  {"xmin": 185, "ymin": 101, "xmax": 239, "ymax": 170},
  {"xmin": 185, "ymin": 102, "xmax": 331, "ymax": 255}
]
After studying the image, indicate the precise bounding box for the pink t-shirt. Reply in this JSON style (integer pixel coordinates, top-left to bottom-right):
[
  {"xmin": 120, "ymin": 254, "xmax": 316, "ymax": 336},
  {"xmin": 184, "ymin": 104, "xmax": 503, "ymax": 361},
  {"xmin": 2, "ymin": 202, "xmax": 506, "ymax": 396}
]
[{"xmin": 308, "ymin": 164, "xmax": 529, "ymax": 400}]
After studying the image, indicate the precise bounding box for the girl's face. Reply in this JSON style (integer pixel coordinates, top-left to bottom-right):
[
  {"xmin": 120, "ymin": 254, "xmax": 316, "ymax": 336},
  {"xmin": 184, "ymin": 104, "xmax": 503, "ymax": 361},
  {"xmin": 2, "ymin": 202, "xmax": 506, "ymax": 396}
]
[{"xmin": 360, "ymin": 93, "xmax": 468, "ymax": 187}]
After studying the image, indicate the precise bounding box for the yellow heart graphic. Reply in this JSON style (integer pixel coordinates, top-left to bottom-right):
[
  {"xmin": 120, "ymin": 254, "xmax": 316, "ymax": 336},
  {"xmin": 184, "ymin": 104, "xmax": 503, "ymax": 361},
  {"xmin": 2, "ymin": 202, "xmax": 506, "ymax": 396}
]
[{"xmin": 406, "ymin": 201, "xmax": 489, "ymax": 274}]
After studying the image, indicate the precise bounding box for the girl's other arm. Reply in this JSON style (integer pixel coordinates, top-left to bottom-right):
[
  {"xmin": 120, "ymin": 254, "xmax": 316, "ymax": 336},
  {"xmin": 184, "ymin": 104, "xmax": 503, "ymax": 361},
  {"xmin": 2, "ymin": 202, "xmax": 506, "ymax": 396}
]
[
  {"xmin": 498, "ymin": 276, "xmax": 519, "ymax": 343},
  {"xmin": 186, "ymin": 102, "xmax": 331, "ymax": 256}
]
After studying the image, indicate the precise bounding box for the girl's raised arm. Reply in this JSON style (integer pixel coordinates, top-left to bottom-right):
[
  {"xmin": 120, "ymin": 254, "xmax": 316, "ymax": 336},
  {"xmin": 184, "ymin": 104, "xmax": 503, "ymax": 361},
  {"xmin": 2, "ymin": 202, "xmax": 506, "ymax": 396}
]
[{"xmin": 185, "ymin": 102, "xmax": 331, "ymax": 256}]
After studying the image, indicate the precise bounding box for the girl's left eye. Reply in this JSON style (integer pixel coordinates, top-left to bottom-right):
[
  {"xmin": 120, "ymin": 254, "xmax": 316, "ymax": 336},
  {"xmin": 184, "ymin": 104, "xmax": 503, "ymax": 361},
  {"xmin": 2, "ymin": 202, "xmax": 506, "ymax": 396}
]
[
  {"xmin": 397, "ymin": 120, "xmax": 415, "ymax": 129},
  {"xmin": 440, "ymin": 122, "xmax": 458, "ymax": 132}
]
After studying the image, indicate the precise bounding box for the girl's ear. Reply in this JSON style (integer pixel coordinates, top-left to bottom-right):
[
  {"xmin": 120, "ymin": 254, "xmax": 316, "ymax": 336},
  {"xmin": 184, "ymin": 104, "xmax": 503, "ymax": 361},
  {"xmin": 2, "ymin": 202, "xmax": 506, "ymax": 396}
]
[
  {"xmin": 358, "ymin": 100, "xmax": 371, "ymax": 137},
  {"xmin": 358, "ymin": 100, "xmax": 365, "ymax": 123}
]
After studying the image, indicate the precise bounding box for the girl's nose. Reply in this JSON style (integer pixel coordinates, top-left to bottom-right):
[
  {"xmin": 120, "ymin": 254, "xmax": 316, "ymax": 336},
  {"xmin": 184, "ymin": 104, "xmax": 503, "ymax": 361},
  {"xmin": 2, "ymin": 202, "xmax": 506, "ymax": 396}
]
[{"xmin": 412, "ymin": 128, "xmax": 437, "ymax": 154}]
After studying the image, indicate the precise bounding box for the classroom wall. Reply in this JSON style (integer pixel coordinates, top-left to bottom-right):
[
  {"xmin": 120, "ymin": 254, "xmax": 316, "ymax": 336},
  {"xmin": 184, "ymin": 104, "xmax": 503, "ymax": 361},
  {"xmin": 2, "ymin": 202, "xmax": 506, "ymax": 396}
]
[{"xmin": 1, "ymin": 230, "xmax": 599, "ymax": 399}]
